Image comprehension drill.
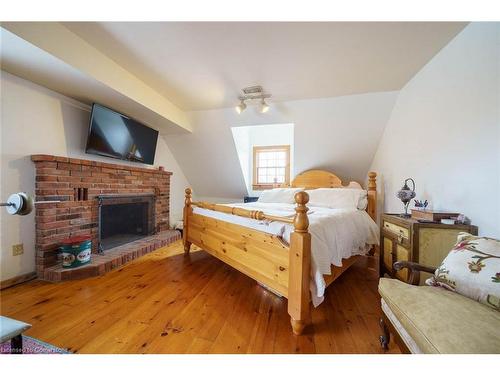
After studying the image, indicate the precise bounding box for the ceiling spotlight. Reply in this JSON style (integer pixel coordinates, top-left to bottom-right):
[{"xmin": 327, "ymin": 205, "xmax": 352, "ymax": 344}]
[
  {"xmin": 235, "ymin": 99, "xmax": 246, "ymax": 114},
  {"xmin": 260, "ymin": 99, "xmax": 270, "ymax": 113},
  {"xmin": 236, "ymin": 86, "xmax": 271, "ymax": 114}
]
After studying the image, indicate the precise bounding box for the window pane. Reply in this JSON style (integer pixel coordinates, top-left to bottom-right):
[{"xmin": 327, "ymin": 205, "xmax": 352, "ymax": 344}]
[{"xmin": 254, "ymin": 146, "xmax": 289, "ymax": 186}]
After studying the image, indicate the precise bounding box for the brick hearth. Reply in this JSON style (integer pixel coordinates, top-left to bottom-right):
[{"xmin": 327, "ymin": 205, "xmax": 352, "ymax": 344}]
[
  {"xmin": 32, "ymin": 154, "xmax": 174, "ymax": 281},
  {"xmin": 42, "ymin": 231, "xmax": 181, "ymax": 282}
]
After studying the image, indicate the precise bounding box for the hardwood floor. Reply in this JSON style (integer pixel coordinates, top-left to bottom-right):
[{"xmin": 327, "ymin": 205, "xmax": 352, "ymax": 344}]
[{"xmin": 0, "ymin": 241, "xmax": 401, "ymax": 354}]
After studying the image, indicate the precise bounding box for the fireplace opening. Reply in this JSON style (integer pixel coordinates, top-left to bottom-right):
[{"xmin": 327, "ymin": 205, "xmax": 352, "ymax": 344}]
[{"xmin": 98, "ymin": 194, "xmax": 155, "ymax": 252}]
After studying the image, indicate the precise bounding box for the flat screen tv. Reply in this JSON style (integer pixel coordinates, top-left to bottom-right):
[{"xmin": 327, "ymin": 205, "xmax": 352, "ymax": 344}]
[{"xmin": 85, "ymin": 104, "xmax": 159, "ymax": 165}]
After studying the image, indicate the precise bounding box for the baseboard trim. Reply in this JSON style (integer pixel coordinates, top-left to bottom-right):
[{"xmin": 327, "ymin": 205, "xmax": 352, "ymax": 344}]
[{"xmin": 0, "ymin": 272, "xmax": 37, "ymax": 290}]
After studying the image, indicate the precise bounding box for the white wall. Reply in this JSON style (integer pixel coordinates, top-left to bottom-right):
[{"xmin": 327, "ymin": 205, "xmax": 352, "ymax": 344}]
[
  {"xmin": 167, "ymin": 91, "xmax": 399, "ymax": 200},
  {"xmin": 498, "ymin": 31, "xmax": 500, "ymax": 238},
  {"xmin": 0, "ymin": 72, "xmax": 189, "ymax": 281},
  {"xmin": 231, "ymin": 126, "xmax": 251, "ymax": 194},
  {"xmin": 370, "ymin": 23, "xmax": 500, "ymax": 237}
]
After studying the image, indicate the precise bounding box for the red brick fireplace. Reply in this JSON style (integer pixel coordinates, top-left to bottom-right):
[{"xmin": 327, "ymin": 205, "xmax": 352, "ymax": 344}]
[{"xmin": 32, "ymin": 154, "xmax": 180, "ymax": 281}]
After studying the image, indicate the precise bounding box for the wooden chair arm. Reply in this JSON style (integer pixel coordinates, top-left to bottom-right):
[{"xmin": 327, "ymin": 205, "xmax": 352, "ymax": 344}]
[
  {"xmin": 393, "ymin": 261, "xmax": 437, "ymax": 274},
  {"xmin": 393, "ymin": 261, "xmax": 437, "ymax": 286}
]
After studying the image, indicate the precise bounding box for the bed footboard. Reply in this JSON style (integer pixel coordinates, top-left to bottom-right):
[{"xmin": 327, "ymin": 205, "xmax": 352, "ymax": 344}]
[{"xmin": 182, "ymin": 188, "xmax": 312, "ymax": 335}]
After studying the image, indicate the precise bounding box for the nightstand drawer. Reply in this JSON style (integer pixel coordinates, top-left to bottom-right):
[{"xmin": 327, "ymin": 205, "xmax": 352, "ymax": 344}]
[
  {"xmin": 382, "ymin": 228, "xmax": 410, "ymax": 247},
  {"xmin": 383, "ymin": 221, "xmax": 409, "ymax": 239}
]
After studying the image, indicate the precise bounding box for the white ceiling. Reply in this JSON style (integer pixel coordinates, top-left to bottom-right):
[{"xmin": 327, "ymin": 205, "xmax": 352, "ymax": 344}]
[{"xmin": 64, "ymin": 22, "xmax": 467, "ymax": 111}]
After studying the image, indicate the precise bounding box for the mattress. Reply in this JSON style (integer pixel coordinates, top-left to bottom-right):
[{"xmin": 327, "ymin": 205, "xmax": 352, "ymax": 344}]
[{"xmin": 193, "ymin": 202, "xmax": 379, "ymax": 306}]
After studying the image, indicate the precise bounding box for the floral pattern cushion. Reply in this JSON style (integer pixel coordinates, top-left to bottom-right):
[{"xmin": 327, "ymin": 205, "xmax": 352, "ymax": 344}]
[{"xmin": 426, "ymin": 232, "xmax": 500, "ymax": 311}]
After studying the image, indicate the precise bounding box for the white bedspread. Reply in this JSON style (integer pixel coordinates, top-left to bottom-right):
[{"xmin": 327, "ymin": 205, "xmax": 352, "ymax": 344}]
[{"xmin": 193, "ymin": 202, "xmax": 379, "ymax": 306}]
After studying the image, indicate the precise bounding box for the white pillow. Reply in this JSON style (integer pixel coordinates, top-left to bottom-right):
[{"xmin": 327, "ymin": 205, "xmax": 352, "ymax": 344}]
[
  {"xmin": 306, "ymin": 188, "xmax": 368, "ymax": 210},
  {"xmin": 257, "ymin": 188, "xmax": 304, "ymax": 204}
]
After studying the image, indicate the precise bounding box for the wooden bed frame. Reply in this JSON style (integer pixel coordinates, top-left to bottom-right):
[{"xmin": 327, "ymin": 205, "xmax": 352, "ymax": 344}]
[{"xmin": 183, "ymin": 170, "xmax": 377, "ymax": 335}]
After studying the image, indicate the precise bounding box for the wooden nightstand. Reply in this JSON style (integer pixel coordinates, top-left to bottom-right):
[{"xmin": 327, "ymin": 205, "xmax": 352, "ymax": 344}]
[{"xmin": 380, "ymin": 213, "xmax": 478, "ymax": 284}]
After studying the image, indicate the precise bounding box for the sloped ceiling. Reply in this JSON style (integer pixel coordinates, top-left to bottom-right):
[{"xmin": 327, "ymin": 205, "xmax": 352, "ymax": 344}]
[
  {"xmin": 63, "ymin": 22, "xmax": 466, "ymax": 110},
  {"xmin": 166, "ymin": 91, "xmax": 399, "ymax": 199},
  {"xmin": 0, "ymin": 24, "xmax": 190, "ymax": 134}
]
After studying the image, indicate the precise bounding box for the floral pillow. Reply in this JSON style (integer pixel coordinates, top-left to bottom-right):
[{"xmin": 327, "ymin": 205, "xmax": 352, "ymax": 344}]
[{"xmin": 426, "ymin": 232, "xmax": 500, "ymax": 311}]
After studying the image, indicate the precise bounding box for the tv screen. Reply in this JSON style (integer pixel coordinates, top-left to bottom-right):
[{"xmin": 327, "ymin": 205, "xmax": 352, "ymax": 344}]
[{"xmin": 85, "ymin": 104, "xmax": 159, "ymax": 165}]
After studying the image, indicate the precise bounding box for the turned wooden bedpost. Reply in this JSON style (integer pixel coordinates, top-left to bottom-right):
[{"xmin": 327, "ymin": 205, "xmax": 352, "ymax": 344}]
[
  {"xmin": 288, "ymin": 191, "xmax": 311, "ymax": 335},
  {"xmin": 183, "ymin": 188, "xmax": 192, "ymax": 254},
  {"xmin": 367, "ymin": 172, "xmax": 377, "ymax": 222}
]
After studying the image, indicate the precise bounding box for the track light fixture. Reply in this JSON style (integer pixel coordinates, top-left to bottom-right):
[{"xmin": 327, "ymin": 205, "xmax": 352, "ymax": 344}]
[
  {"xmin": 235, "ymin": 99, "xmax": 246, "ymax": 114},
  {"xmin": 235, "ymin": 86, "xmax": 271, "ymax": 114},
  {"xmin": 260, "ymin": 98, "xmax": 270, "ymax": 113}
]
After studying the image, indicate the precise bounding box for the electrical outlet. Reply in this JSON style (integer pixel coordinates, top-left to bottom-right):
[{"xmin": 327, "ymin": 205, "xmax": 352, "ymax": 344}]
[{"xmin": 12, "ymin": 244, "xmax": 24, "ymax": 256}]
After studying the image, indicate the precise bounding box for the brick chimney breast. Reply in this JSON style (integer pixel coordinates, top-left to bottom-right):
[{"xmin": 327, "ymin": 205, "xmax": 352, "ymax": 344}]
[{"xmin": 32, "ymin": 154, "xmax": 172, "ymax": 279}]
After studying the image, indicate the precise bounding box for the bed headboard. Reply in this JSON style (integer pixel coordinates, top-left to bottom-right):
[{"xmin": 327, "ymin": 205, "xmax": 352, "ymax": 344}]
[{"xmin": 289, "ymin": 170, "xmax": 377, "ymax": 221}]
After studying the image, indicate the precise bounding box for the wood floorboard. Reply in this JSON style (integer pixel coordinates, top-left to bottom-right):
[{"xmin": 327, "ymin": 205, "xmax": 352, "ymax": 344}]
[{"xmin": 0, "ymin": 240, "xmax": 401, "ymax": 354}]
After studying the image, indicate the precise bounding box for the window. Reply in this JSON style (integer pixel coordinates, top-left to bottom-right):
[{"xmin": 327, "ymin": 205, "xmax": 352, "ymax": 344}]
[{"xmin": 253, "ymin": 145, "xmax": 290, "ymax": 190}]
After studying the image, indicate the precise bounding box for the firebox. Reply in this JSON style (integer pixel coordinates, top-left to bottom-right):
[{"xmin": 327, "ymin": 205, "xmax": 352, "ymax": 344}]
[{"xmin": 97, "ymin": 194, "xmax": 156, "ymax": 252}]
